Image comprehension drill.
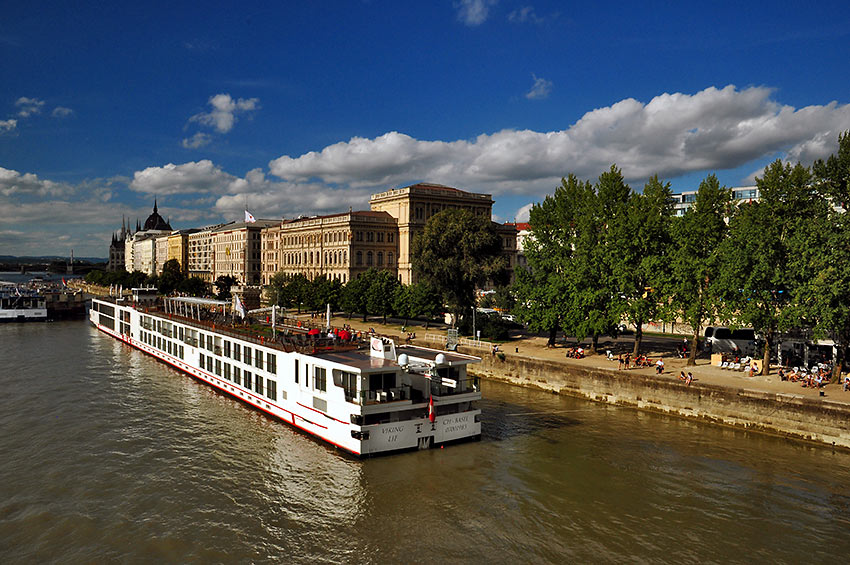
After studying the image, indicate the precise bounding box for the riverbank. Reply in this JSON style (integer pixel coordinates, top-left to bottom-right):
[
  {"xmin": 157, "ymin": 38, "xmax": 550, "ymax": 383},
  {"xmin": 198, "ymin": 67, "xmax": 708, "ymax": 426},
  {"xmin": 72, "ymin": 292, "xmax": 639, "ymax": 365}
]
[{"xmin": 327, "ymin": 314, "xmax": 850, "ymax": 449}]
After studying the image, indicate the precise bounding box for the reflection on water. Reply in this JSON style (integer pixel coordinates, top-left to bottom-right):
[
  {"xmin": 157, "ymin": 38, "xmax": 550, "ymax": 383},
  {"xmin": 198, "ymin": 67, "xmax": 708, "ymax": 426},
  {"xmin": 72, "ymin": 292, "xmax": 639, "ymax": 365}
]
[{"xmin": 1, "ymin": 321, "xmax": 850, "ymax": 563}]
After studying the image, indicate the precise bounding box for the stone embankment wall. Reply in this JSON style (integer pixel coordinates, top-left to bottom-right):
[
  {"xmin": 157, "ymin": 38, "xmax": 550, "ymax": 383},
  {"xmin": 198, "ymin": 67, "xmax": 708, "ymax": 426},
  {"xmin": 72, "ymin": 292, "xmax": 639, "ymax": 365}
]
[{"xmin": 464, "ymin": 348, "xmax": 850, "ymax": 449}]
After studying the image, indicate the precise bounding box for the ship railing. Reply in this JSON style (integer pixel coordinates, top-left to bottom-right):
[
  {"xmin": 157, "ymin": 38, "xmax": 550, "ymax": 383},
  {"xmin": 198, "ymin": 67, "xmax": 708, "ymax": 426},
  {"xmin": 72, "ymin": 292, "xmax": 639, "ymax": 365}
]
[
  {"xmin": 351, "ymin": 385, "xmax": 412, "ymax": 405},
  {"xmin": 428, "ymin": 376, "xmax": 479, "ymax": 397},
  {"xmin": 423, "ymin": 332, "xmax": 495, "ymax": 351}
]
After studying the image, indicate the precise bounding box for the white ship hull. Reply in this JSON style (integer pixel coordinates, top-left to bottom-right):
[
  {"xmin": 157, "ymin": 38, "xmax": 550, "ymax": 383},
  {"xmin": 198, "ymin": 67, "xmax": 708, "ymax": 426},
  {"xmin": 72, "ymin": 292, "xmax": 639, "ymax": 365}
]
[{"xmin": 89, "ymin": 297, "xmax": 481, "ymax": 456}]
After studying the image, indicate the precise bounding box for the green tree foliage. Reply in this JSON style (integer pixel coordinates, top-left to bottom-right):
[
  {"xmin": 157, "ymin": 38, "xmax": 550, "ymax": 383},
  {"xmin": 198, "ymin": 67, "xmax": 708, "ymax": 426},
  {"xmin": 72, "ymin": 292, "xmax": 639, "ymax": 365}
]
[
  {"xmin": 716, "ymin": 160, "xmax": 825, "ymax": 375},
  {"xmin": 366, "ymin": 269, "xmax": 401, "ymax": 323},
  {"xmin": 84, "ymin": 268, "xmax": 147, "ymax": 289},
  {"xmin": 393, "ymin": 284, "xmax": 413, "ymax": 326},
  {"xmin": 792, "ymin": 131, "xmax": 850, "ymax": 379},
  {"xmin": 410, "ymin": 281, "xmax": 443, "ymax": 329},
  {"xmin": 341, "ymin": 269, "xmax": 377, "ymax": 321},
  {"xmin": 214, "ymin": 275, "xmax": 238, "ymax": 300},
  {"xmin": 512, "ymin": 175, "xmax": 582, "ymax": 345},
  {"xmin": 608, "ymin": 174, "xmax": 673, "ymax": 356},
  {"xmin": 310, "ymin": 275, "xmax": 343, "ymax": 312},
  {"xmin": 668, "ymin": 175, "xmax": 731, "ymax": 364},
  {"xmin": 158, "ymin": 259, "xmax": 185, "ymax": 295},
  {"xmin": 177, "ymin": 276, "xmax": 208, "ymax": 297},
  {"xmin": 412, "ymin": 208, "xmax": 509, "ymax": 326}
]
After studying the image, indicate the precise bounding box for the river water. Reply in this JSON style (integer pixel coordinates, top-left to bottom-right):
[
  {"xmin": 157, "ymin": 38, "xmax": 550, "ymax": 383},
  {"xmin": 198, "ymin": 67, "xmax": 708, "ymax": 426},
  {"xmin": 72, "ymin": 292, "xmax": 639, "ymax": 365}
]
[{"xmin": 2, "ymin": 320, "xmax": 850, "ymax": 563}]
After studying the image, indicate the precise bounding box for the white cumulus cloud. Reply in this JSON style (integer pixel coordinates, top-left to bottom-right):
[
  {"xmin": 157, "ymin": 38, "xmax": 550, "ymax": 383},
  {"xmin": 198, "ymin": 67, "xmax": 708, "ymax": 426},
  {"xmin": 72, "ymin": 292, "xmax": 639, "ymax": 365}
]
[
  {"xmin": 0, "ymin": 118, "xmax": 16, "ymax": 133},
  {"xmin": 268, "ymin": 85, "xmax": 850, "ymax": 195},
  {"xmin": 130, "ymin": 160, "xmax": 239, "ymax": 195},
  {"xmin": 189, "ymin": 93, "xmax": 259, "ymax": 133},
  {"xmin": 182, "ymin": 132, "xmax": 212, "ymax": 149},
  {"xmin": 15, "ymin": 97, "xmax": 45, "ymax": 118},
  {"xmin": 508, "ymin": 5, "xmax": 543, "ymax": 24},
  {"xmin": 455, "ymin": 0, "xmax": 497, "ymax": 26},
  {"xmin": 51, "ymin": 106, "xmax": 74, "ymax": 118},
  {"xmin": 0, "ymin": 167, "xmax": 73, "ymax": 197},
  {"xmin": 526, "ymin": 74, "xmax": 552, "ymax": 100}
]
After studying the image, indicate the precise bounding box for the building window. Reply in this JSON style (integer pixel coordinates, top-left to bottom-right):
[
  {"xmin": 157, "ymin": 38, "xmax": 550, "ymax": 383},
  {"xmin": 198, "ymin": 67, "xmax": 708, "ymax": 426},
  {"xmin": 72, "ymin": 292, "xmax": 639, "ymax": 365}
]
[
  {"xmin": 356, "ymin": 251, "xmax": 363, "ymax": 266},
  {"xmin": 255, "ymin": 374, "xmax": 264, "ymax": 395},
  {"xmin": 366, "ymin": 251, "xmax": 373, "ymax": 266},
  {"xmin": 377, "ymin": 251, "xmax": 383, "ymax": 266},
  {"xmin": 388, "ymin": 233, "xmax": 394, "ymax": 243},
  {"xmin": 388, "ymin": 252, "xmax": 393, "ymax": 265},
  {"xmin": 314, "ymin": 367, "xmax": 327, "ymax": 392}
]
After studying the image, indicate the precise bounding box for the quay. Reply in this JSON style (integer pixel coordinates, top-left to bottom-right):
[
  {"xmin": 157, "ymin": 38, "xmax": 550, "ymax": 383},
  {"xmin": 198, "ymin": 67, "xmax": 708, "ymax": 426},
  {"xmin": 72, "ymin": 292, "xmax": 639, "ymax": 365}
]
[{"xmin": 327, "ymin": 316, "xmax": 850, "ymax": 450}]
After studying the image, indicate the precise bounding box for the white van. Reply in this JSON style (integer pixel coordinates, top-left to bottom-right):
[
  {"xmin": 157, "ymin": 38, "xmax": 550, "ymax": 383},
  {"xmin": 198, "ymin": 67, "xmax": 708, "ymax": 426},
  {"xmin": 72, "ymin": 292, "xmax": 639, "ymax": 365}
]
[{"xmin": 704, "ymin": 326, "xmax": 758, "ymax": 356}]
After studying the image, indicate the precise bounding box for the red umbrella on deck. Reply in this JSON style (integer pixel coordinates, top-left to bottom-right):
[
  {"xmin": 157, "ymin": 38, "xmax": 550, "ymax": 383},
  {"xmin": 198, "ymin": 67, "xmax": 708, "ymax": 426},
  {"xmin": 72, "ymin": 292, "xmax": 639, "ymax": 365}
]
[
  {"xmin": 307, "ymin": 328, "xmax": 321, "ymax": 335},
  {"xmin": 337, "ymin": 329, "xmax": 351, "ymax": 340}
]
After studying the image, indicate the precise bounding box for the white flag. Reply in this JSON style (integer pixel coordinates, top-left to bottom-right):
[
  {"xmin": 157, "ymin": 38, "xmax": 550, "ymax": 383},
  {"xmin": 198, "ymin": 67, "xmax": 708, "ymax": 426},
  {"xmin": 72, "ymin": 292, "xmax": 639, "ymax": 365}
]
[
  {"xmin": 234, "ymin": 294, "xmax": 246, "ymax": 319},
  {"xmin": 244, "ymin": 210, "xmax": 256, "ymax": 223}
]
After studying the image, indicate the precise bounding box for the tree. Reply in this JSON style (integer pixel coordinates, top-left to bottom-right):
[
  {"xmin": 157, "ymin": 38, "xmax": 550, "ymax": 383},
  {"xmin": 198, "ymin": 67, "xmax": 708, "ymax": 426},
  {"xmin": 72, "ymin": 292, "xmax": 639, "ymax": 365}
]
[
  {"xmin": 310, "ymin": 275, "xmax": 343, "ymax": 312},
  {"xmin": 609, "ymin": 174, "xmax": 673, "ymax": 356},
  {"xmin": 792, "ymin": 131, "xmax": 850, "ymax": 380},
  {"xmin": 409, "ymin": 281, "xmax": 443, "ymax": 329},
  {"xmin": 158, "ymin": 259, "xmax": 185, "ymax": 295},
  {"xmin": 412, "ymin": 208, "xmax": 509, "ymax": 327},
  {"xmin": 566, "ymin": 167, "xmax": 628, "ymax": 353},
  {"xmin": 715, "ymin": 160, "xmax": 824, "ymax": 375},
  {"xmin": 341, "ymin": 269, "xmax": 378, "ymax": 321},
  {"xmin": 393, "ymin": 285, "xmax": 413, "ymax": 326},
  {"xmin": 512, "ymin": 175, "xmax": 584, "ymax": 346},
  {"xmin": 668, "ymin": 175, "xmax": 731, "ymax": 364},
  {"xmin": 178, "ymin": 276, "xmax": 208, "ymax": 297},
  {"xmin": 366, "ymin": 269, "xmax": 401, "ymax": 323},
  {"xmin": 214, "ymin": 275, "xmax": 238, "ymax": 300}
]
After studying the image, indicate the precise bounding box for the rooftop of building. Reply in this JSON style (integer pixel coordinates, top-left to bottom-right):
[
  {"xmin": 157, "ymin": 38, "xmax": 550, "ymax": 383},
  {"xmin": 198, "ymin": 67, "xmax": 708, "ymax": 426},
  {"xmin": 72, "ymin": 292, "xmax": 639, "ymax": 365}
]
[{"xmin": 370, "ymin": 182, "xmax": 493, "ymax": 201}]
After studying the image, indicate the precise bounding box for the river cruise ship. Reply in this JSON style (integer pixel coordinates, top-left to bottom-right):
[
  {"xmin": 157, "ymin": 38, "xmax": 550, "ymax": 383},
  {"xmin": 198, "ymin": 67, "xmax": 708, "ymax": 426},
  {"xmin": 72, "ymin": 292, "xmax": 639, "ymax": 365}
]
[
  {"xmin": 89, "ymin": 291, "xmax": 481, "ymax": 456},
  {"xmin": 0, "ymin": 285, "xmax": 47, "ymax": 322}
]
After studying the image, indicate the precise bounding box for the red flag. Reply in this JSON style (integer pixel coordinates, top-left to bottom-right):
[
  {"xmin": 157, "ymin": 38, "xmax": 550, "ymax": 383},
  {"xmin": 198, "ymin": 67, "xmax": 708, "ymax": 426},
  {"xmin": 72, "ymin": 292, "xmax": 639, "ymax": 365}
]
[
  {"xmin": 61, "ymin": 277, "xmax": 67, "ymax": 287},
  {"xmin": 428, "ymin": 395, "xmax": 435, "ymax": 423}
]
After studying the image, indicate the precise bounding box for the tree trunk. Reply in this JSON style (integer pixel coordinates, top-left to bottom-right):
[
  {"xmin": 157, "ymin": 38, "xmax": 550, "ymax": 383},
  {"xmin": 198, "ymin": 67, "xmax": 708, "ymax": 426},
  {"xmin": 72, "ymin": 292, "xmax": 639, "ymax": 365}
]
[
  {"xmin": 547, "ymin": 327, "xmax": 557, "ymax": 347},
  {"xmin": 632, "ymin": 321, "xmax": 643, "ymax": 357},
  {"xmin": 382, "ymin": 312, "xmax": 387, "ymax": 324},
  {"xmin": 833, "ymin": 341, "xmax": 845, "ymax": 383},
  {"xmin": 761, "ymin": 333, "xmax": 772, "ymax": 376},
  {"xmin": 362, "ymin": 311, "xmax": 367, "ymax": 322},
  {"xmin": 688, "ymin": 328, "xmax": 699, "ymax": 366},
  {"xmin": 590, "ymin": 334, "xmax": 599, "ymax": 355}
]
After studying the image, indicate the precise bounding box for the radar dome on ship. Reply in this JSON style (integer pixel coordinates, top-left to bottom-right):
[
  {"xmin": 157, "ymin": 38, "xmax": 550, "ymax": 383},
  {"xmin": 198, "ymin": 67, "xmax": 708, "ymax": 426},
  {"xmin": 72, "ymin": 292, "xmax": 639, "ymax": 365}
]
[
  {"xmin": 435, "ymin": 353, "xmax": 446, "ymax": 365},
  {"xmin": 397, "ymin": 353, "xmax": 409, "ymax": 366}
]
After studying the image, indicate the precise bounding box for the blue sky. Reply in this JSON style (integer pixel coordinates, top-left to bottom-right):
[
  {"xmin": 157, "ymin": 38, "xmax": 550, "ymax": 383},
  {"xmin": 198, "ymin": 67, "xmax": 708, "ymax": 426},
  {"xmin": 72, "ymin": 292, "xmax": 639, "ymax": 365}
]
[{"xmin": 2, "ymin": 0, "xmax": 850, "ymax": 257}]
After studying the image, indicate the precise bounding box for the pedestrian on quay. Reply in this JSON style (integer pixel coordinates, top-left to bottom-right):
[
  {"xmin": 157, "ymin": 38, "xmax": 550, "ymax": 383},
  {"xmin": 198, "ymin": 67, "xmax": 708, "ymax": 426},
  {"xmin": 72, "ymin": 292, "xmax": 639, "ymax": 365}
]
[
  {"xmin": 624, "ymin": 353, "xmax": 631, "ymax": 370},
  {"xmin": 655, "ymin": 358, "xmax": 665, "ymax": 374},
  {"xmin": 618, "ymin": 354, "xmax": 624, "ymax": 370}
]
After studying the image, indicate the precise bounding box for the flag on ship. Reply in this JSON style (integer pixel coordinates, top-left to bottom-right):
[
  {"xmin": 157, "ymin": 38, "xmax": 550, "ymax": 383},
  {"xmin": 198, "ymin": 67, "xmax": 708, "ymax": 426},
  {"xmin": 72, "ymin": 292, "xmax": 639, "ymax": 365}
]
[
  {"xmin": 234, "ymin": 294, "xmax": 246, "ymax": 319},
  {"xmin": 244, "ymin": 210, "xmax": 256, "ymax": 223},
  {"xmin": 428, "ymin": 395, "xmax": 435, "ymax": 423}
]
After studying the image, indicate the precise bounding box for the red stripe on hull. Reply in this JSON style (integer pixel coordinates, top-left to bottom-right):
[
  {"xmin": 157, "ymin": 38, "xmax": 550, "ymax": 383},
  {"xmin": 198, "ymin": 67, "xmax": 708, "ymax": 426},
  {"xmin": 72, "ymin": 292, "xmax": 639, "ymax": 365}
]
[{"xmin": 92, "ymin": 322, "xmax": 361, "ymax": 456}]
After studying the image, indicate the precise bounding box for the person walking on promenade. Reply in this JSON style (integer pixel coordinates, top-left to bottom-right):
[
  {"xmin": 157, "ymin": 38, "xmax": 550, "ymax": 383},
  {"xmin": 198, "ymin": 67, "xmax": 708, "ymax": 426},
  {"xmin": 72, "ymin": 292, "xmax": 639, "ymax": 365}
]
[
  {"xmin": 624, "ymin": 353, "xmax": 631, "ymax": 370},
  {"xmin": 618, "ymin": 354, "xmax": 624, "ymax": 370},
  {"xmin": 655, "ymin": 358, "xmax": 665, "ymax": 374}
]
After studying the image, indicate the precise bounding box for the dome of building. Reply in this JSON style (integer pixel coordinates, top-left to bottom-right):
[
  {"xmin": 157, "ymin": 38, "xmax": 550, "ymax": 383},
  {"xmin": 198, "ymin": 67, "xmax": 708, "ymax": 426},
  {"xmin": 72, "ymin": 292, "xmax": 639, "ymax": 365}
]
[{"xmin": 142, "ymin": 200, "xmax": 172, "ymax": 231}]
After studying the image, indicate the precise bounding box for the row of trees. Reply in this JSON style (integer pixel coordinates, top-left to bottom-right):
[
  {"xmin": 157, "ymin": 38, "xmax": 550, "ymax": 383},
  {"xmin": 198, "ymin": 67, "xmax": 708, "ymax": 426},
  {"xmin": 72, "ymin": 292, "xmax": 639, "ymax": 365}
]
[
  {"xmin": 85, "ymin": 259, "xmax": 210, "ymax": 296},
  {"xmin": 513, "ymin": 131, "xmax": 850, "ymax": 378},
  {"xmin": 266, "ymin": 270, "xmax": 446, "ymax": 328}
]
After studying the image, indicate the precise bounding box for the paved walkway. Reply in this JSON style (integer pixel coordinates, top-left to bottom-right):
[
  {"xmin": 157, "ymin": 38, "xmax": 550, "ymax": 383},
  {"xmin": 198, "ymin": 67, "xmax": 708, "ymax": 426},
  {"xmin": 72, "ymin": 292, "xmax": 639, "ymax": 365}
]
[{"xmin": 324, "ymin": 314, "xmax": 850, "ymax": 404}]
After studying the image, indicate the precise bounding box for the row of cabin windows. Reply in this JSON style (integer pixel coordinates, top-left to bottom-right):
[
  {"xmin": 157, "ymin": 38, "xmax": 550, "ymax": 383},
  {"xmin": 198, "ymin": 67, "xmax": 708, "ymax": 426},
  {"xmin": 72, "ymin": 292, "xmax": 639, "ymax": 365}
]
[
  {"xmin": 198, "ymin": 353, "xmax": 280, "ymax": 402},
  {"xmin": 141, "ymin": 330, "xmax": 185, "ymax": 361},
  {"xmin": 193, "ymin": 331, "xmax": 278, "ymax": 375}
]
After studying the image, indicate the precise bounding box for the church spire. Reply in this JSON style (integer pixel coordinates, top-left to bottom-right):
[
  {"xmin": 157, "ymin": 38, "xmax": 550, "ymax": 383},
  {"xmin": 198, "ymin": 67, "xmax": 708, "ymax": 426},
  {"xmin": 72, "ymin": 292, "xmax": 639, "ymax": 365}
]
[{"xmin": 153, "ymin": 198, "xmax": 158, "ymax": 214}]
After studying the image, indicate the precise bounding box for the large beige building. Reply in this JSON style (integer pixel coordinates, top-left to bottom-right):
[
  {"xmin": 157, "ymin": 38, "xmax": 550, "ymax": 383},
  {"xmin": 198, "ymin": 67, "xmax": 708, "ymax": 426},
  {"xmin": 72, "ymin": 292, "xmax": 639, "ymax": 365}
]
[
  {"xmin": 369, "ymin": 183, "xmax": 496, "ymax": 284},
  {"xmin": 212, "ymin": 220, "xmax": 278, "ymax": 285},
  {"xmin": 167, "ymin": 230, "xmax": 194, "ymax": 274},
  {"xmin": 187, "ymin": 224, "xmax": 229, "ymax": 282},
  {"xmin": 261, "ymin": 210, "xmax": 398, "ymax": 285}
]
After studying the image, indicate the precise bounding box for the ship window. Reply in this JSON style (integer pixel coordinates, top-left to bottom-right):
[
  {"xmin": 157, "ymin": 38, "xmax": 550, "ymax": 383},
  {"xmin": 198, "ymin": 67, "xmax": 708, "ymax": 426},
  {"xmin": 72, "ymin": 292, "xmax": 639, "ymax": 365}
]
[
  {"xmin": 244, "ymin": 346, "xmax": 252, "ymax": 366},
  {"xmin": 244, "ymin": 371, "xmax": 253, "ymax": 389},
  {"xmin": 199, "ymin": 354, "xmax": 205, "ymax": 370},
  {"xmin": 215, "ymin": 359, "xmax": 222, "ymax": 376},
  {"xmin": 179, "ymin": 345, "xmax": 184, "ymax": 359},
  {"xmin": 206, "ymin": 334, "xmax": 213, "ymax": 352},
  {"xmin": 224, "ymin": 341, "xmax": 231, "ymax": 357},
  {"xmin": 233, "ymin": 343, "xmax": 241, "ymax": 362},
  {"xmin": 267, "ymin": 353, "xmax": 276, "ymax": 374},
  {"xmin": 294, "ymin": 359, "xmax": 299, "ymax": 383},
  {"xmin": 267, "ymin": 380, "xmax": 277, "ymax": 401},
  {"xmin": 233, "ymin": 367, "xmax": 241, "ymax": 386},
  {"xmin": 314, "ymin": 367, "xmax": 327, "ymax": 392},
  {"xmin": 255, "ymin": 375, "xmax": 264, "ymax": 394},
  {"xmin": 255, "ymin": 350, "xmax": 263, "ymax": 370}
]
